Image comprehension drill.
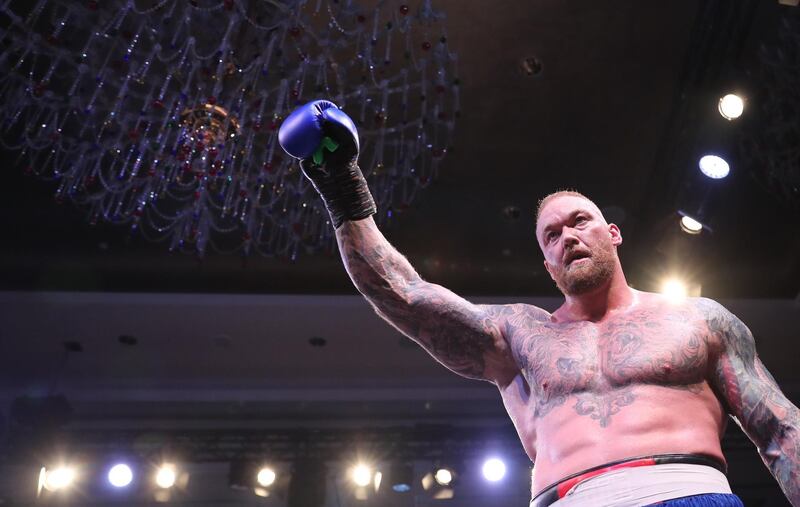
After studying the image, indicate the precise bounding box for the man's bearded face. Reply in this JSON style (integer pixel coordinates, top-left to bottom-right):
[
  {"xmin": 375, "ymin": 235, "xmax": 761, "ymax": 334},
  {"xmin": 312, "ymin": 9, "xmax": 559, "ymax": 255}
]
[
  {"xmin": 536, "ymin": 195, "xmax": 620, "ymax": 296},
  {"xmin": 549, "ymin": 231, "xmax": 616, "ymax": 295}
]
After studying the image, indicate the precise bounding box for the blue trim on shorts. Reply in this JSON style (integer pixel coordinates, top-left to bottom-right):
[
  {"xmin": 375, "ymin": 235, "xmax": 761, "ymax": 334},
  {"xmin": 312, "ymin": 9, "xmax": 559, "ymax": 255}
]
[{"xmin": 648, "ymin": 493, "xmax": 745, "ymax": 506}]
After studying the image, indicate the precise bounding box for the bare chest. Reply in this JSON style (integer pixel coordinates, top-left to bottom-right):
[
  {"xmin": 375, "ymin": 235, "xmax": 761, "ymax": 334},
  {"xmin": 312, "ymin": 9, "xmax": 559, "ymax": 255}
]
[{"xmin": 509, "ymin": 308, "xmax": 710, "ymax": 404}]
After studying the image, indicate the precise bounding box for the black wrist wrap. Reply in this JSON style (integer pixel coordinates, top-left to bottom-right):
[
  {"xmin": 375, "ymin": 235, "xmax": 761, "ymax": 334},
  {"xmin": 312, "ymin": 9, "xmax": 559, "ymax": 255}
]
[{"xmin": 300, "ymin": 158, "xmax": 377, "ymax": 229}]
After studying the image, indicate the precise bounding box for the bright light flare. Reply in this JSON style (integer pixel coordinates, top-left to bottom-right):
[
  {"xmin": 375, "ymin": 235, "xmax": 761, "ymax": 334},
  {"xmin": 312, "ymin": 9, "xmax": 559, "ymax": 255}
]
[
  {"xmin": 108, "ymin": 463, "xmax": 133, "ymax": 488},
  {"xmin": 155, "ymin": 464, "xmax": 177, "ymax": 489},
  {"xmin": 718, "ymin": 94, "xmax": 744, "ymax": 120},
  {"xmin": 661, "ymin": 279, "xmax": 688, "ymax": 301},
  {"xmin": 256, "ymin": 467, "xmax": 276, "ymax": 487},
  {"xmin": 352, "ymin": 464, "xmax": 373, "ymax": 487},
  {"xmin": 434, "ymin": 468, "xmax": 453, "ymax": 486},
  {"xmin": 43, "ymin": 466, "xmax": 76, "ymax": 491},
  {"xmin": 482, "ymin": 458, "xmax": 506, "ymax": 482},
  {"xmin": 698, "ymin": 155, "xmax": 730, "ymax": 179}
]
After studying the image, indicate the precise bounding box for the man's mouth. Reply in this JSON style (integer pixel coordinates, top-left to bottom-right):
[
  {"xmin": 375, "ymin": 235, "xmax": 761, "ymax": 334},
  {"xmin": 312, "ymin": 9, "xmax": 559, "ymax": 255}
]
[{"xmin": 565, "ymin": 251, "xmax": 591, "ymax": 266}]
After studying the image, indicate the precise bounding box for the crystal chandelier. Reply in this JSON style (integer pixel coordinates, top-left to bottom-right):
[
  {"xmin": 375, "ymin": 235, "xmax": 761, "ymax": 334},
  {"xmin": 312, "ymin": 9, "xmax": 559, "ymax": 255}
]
[{"xmin": 0, "ymin": 0, "xmax": 459, "ymax": 258}]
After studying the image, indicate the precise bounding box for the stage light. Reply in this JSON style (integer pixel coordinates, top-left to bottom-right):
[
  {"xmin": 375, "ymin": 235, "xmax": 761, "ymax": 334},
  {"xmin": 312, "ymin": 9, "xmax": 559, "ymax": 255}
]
[
  {"xmin": 698, "ymin": 155, "xmax": 730, "ymax": 179},
  {"xmin": 421, "ymin": 471, "xmax": 455, "ymax": 500},
  {"xmin": 108, "ymin": 463, "xmax": 133, "ymax": 488},
  {"xmin": 680, "ymin": 215, "xmax": 703, "ymax": 235},
  {"xmin": 257, "ymin": 467, "xmax": 276, "ymax": 488},
  {"xmin": 482, "ymin": 458, "xmax": 506, "ymax": 482},
  {"xmin": 718, "ymin": 94, "xmax": 744, "ymax": 120},
  {"xmin": 43, "ymin": 466, "xmax": 76, "ymax": 491},
  {"xmin": 434, "ymin": 468, "xmax": 453, "ymax": 486},
  {"xmin": 660, "ymin": 279, "xmax": 688, "ymax": 301},
  {"xmin": 37, "ymin": 467, "xmax": 47, "ymax": 497},
  {"xmin": 351, "ymin": 464, "xmax": 373, "ymax": 487},
  {"xmin": 384, "ymin": 463, "xmax": 413, "ymax": 493},
  {"xmin": 155, "ymin": 464, "xmax": 177, "ymax": 489},
  {"xmin": 422, "ymin": 461, "xmax": 459, "ymax": 497}
]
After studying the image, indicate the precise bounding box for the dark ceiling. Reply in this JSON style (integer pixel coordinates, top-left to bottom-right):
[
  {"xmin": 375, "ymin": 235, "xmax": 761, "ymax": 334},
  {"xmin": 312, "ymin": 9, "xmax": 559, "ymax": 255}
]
[{"xmin": 1, "ymin": 0, "xmax": 798, "ymax": 299}]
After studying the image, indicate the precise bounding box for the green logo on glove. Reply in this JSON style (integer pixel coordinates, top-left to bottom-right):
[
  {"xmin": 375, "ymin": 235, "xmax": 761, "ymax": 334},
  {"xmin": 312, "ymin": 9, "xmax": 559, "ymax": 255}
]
[{"xmin": 312, "ymin": 136, "xmax": 340, "ymax": 166}]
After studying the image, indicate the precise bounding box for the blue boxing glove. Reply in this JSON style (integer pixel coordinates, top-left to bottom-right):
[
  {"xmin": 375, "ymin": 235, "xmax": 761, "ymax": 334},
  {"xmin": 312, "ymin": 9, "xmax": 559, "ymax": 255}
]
[{"xmin": 278, "ymin": 100, "xmax": 376, "ymax": 229}]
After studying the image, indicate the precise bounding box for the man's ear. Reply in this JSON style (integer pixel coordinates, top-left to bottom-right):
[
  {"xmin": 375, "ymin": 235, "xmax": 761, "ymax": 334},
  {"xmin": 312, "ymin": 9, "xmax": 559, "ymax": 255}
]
[
  {"xmin": 543, "ymin": 259, "xmax": 556, "ymax": 281},
  {"xmin": 609, "ymin": 223, "xmax": 622, "ymax": 246}
]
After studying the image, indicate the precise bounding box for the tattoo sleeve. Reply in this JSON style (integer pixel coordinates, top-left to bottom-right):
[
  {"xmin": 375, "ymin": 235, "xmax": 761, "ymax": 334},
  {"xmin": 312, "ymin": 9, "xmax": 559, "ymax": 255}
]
[
  {"xmin": 702, "ymin": 298, "xmax": 800, "ymax": 505},
  {"xmin": 335, "ymin": 218, "xmax": 519, "ymax": 384}
]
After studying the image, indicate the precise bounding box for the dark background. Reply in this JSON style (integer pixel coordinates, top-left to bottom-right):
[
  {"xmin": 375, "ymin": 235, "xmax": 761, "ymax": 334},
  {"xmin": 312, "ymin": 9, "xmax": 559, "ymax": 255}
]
[{"xmin": 0, "ymin": 0, "xmax": 798, "ymax": 505}]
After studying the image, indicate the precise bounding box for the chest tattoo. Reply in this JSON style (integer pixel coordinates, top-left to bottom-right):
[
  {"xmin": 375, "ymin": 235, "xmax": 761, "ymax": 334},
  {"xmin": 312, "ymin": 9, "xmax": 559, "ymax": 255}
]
[{"xmin": 509, "ymin": 305, "xmax": 709, "ymax": 427}]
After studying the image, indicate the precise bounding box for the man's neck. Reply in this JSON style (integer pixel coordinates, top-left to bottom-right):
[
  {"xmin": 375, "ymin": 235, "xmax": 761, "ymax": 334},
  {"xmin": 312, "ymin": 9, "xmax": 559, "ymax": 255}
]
[{"xmin": 557, "ymin": 270, "xmax": 637, "ymax": 322}]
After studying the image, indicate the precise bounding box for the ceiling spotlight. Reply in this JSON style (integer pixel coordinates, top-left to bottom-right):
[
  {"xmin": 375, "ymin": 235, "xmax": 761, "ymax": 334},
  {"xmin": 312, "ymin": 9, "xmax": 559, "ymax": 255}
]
[
  {"xmin": 108, "ymin": 463, "xmax": 133, "ymax": 488},
  {"xmin": 482, "ymin": 458, "xmax": 506, "ymax": 482},
  {"xmin": 155, "ymin": 464, "xmax": 177, "ymax": 489},
  {"xmin": 718, "ymin": 94, "xmax": 744, "ymax": 120},
  {"xmin": 43, "ymin": 466, "xmax": 76, "ymax": 491},
  {"xmin": 660, "ymin": 279, "xmax": 688, "ymax": 301},
  {"xmin": 698, "ymin": 155, "xmax": 730, "ymax": 179},
  {"xmin": 680, "ymin": 215, "xmax": 703, "ymax": 235},
  {"xmin": 519, "ymin": 56, "xmax": 543, "ymax": 77}
]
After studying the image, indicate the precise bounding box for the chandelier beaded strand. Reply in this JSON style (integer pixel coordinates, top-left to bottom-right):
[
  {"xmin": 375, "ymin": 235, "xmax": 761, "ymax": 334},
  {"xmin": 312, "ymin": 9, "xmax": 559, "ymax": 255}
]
[{"xmin": 0, "ymin": 0, "xmax": 459, "ymax": 258}]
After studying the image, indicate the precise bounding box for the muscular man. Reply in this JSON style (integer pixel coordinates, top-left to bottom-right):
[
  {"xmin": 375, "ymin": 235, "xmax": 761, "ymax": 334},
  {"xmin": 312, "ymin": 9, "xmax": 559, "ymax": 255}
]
[{"xmin": 279, "ymin": 100, "xmax": 800, "ymax": 506}]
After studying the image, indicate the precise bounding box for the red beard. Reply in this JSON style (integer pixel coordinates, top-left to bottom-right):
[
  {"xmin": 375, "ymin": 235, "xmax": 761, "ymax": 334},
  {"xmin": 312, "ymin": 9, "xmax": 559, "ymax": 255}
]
[{"xmin": 551, "ymin": 239, "xmax": 616, "ymax": 296}]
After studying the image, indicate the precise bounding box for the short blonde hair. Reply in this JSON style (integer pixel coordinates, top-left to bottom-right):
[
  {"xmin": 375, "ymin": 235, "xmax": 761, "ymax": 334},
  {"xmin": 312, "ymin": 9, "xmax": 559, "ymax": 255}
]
[{"xmin": 535, "ymin": 189, "xmax": 595, "ymax": 224}]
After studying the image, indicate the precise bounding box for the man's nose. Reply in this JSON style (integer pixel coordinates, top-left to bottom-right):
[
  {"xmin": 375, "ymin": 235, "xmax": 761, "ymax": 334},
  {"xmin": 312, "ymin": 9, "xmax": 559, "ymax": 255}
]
[{"xmin": 562, "ymin": 228, "xmax": 579, "ymax": 247}]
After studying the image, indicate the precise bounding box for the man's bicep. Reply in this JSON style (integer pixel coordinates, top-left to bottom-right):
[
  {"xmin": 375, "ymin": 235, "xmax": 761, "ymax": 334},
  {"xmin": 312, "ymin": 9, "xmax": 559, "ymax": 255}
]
[
  {"xmin": 705, "ymin": 300, "xmax": 796, "ymax": 447},
  {"xmin": 374, "ymin": 283, "xmax": 517, "ymax": 383}
]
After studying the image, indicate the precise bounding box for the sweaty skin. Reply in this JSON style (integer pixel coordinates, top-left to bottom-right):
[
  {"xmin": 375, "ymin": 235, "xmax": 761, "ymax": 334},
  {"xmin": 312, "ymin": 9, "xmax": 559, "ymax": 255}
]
[
  {"xmin": 495, "ymin": 294, "xmax": 727, "ymax": 492},
  {"xmin": 334, "ymin": 195, "xmax": 800, "ymax": 503}
]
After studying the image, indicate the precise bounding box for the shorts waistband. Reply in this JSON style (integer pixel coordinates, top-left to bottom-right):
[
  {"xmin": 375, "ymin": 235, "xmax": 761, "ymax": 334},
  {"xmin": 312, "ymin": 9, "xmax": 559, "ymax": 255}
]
[{"xmin": 530, "ymin": 454, "xmax": 727, "ymax": 507}]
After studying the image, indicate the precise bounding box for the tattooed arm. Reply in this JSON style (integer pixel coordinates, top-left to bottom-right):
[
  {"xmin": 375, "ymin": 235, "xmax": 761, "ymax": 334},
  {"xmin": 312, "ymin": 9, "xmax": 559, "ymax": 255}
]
[
  {"xmin": 701, "ymin": 298, "xmax": 800, "ymax": 505},
  {"xmin": 336, "ymin": 217, "xmax": 523, "ymax": 386}
]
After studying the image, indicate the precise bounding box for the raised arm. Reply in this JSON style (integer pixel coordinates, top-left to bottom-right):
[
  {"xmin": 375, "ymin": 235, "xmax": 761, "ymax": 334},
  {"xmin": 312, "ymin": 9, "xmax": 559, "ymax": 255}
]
[
  {"xmin": 700, "ymin": 298, "xmax": 800, "ymax": 505},
  {"xmin": 277, "ymin": 100, "xmax": 521, "ymax": 385},
  {"xmin": 336, "ymin": 217, "xmax": 519, "ymax": 385}
]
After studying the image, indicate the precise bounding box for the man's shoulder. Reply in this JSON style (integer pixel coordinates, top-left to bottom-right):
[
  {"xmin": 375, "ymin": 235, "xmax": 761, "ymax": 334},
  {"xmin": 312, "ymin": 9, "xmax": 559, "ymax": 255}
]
[
  {"xmin": 678, "ymin": 297, "xmax": 755, "ymax": 353},
  {"xmin": 686, "ymin": 296, "xmax": 734, "ymax": 321},
  {"xmin": 636, "ymin": 291, "xmax": 729, "ymax": 319},
  {"xmin": 478, "ymin": 303, "xmax": 551, "ymax": 325}
]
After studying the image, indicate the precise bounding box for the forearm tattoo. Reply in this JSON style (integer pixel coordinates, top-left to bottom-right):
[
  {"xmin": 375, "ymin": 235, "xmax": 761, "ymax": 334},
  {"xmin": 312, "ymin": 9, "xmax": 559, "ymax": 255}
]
[
  {"xmin": 336, "ymin": 220, "xmax": 514, "ymax": 381},
  {"xmin": 701, "ymin": 298, "xmax": 800, "ymax": 503}
]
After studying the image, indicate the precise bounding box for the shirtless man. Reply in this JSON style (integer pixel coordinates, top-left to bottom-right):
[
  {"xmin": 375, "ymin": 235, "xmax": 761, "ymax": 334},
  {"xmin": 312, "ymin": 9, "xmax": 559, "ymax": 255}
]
[{"xmin": 279, "ymin": 100, "xmax": 800, "ymax": 506}]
